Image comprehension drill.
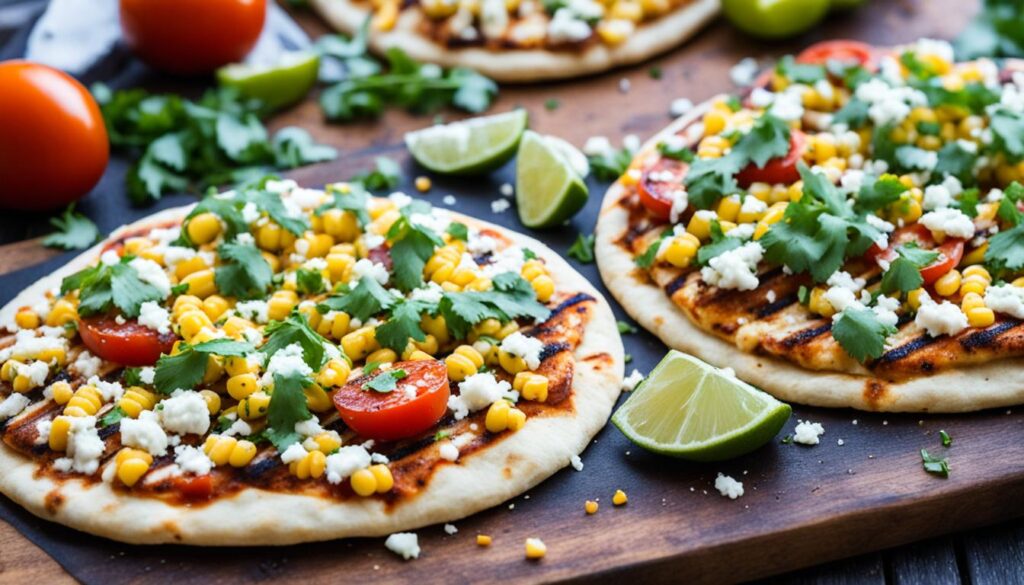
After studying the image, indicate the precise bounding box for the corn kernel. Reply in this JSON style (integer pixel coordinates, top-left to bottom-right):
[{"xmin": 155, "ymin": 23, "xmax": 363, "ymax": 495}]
[
  {"xmin": 934, "ymin": 270, "xmax": 961, "ymax": 297},
  {"xmin": 117, "ymin": 456, "xmax": 151, "ymax": 487},
  {"xmin": 477, "ymin": 534, "xmax": 493, "ymax": 547},
  {"xmin": 15, "ymin": 309, "xmax": 39, "ymax": 329},
  {"xmin": 524, "ymin": 537, "xmax": 547, "ymax": 560},
  {"xmin": 415, "ymin": 176, "xmax": 432, "ymax": 192},
  {"xmin": 967, "ymin": 307, "xmax": 995, "ymax": 328},
  {"xmin": 612, "ymin": 489, "xmax": 628, "ymax": 506},
  {"xmin": 585, "ymin": 500, "xmax": 599, "ymax": 515},
  {"xmin": 350, "ymin": 468, "xmax": 377, "ymax": 496}
]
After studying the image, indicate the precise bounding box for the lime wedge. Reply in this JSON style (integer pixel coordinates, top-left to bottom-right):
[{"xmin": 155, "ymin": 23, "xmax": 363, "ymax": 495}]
[
  {"xmin": 542, "ymin": 135, "xmax": 590, "ymax": 179},
  {"xmin": 612, "ymin": 351, "xmax": 791, "ymax": 461},
  {"xmin": 515, "ymin": 130, "xmax": 589, "ymax": 228},
  {"xmin": 217, "ymin": 51, "xmax": 320, "ymax": 110},
  {"xmin": 405, "ymin": 110, "xmax": 529, "ymax": 176}
]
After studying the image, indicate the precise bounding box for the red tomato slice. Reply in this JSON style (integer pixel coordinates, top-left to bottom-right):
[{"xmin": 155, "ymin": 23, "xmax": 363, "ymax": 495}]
[
  {"xmin": 638, "ymin": 157, "xmax": 688, "ymax": 220},
  {"xmin": 333, "ymin": 360, "xmax": 450, "ymax": 442},
  {"xmin": 736, "ymin": 130, "xmax": 807, "ymax": 187},
  {"xmin": 796, "ymin": 40, "xmax": 876, "ymax": 68},
  {"xmin": 78, "ymin": 317, "xmax": 177, "ymax": 367},
  {"xmin": 175, "ymin": 475, "xmax": 213, "ymax": 501},
  {"xmin": 864, "ymin": 224, "xmax": 965, "ymax": 286}
]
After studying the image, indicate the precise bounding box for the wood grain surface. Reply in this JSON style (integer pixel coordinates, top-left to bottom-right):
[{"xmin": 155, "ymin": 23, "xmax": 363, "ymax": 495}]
[{"xmin": 3, "ymin": 0, "xmax": 1024, "ymax": 583}]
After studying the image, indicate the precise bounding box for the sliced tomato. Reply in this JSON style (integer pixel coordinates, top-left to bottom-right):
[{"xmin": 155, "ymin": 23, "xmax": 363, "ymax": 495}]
[
  {"xmin": 864, "ymin": 224, "xmax": 965, "ymax": 286},
  {"xmin": 367, "ymin": 244, "xmax": 393, "ymax": 272},
  {"xmin": 333, "ymin": 360, "xmax": 450, "ymax": 442},
  {"xmin": 78, "ymin": 317, "xmax": 177, "ymax": 367},
  {"xmin": 736, "ymin": 130, "xmax": 807, "ymax": 187},
  {"xmin": 638, "ymin": 157, "xmax": 688, "ymax": 220},
  {"xmin": 796, "ymin": 40, "xmax": 876, "ymax": 68},
  {"xmin": 175, "ymin": 475, "xmax": 213, "ymax": 501}
]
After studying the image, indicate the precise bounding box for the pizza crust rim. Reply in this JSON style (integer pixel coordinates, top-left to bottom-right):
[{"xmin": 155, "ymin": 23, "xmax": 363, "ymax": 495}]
[
  {"xmin": 594, "ymin": 97, "xmax": 1024, "ymax": 413},
  {"xmin": 0, "ymin": 204, "xmax": 624, "ymax": 545},
  {"xmin": 308, "ymin": 0, "xmax": 719, "ymax": 83}
]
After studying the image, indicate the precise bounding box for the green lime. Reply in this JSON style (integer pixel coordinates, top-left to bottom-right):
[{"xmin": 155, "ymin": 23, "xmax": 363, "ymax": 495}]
[
  {"xmin": 721, "ymin": 0, "xmax": 830, "ymax": 39},
  {"xmin": 217, "ymin": 51, "xmax": 321, "ymax": 110},
  {"xmin": 405, "ymin": 109, "xmax": 528, "ymax": 176},
  {"xmin": 514, "ymin": 130, "xmax": 589, "ymax": 229},
  {"xmin": 612, "ymin": 350, "xmax": 791, "ymax": 461}
]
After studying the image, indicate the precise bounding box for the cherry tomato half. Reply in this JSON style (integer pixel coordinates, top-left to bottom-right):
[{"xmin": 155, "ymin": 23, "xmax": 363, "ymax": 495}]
[
  {"xmin": 78, "ymin": 316, "xmax": 177, "ymax": 367},
  {"xmin": 175, "ymin": 475, "xmax": 214, "ymax": 501},
  {"xmin": 865, "ymin": 224, "xmax": 965, "ymax": 286},
  {"xmin": 0, "ymin": 61, "xmax": 108, "ymax": 211},
  {"xmin": 333, "ymin": 360, "xmax": 450, "ymax": 442},
  {"xmin": 638, "ymin": 157, "xmax": 689, "ymax": 220},
  {"xmin": 796, "ymin": 40, "xmax": 876, "ymax": 69},
  {"xmin": 736, "ymin": 130, "xmax": 807, "ymax": 187},
  {"xmin": 119, "ymin": 0, "xmax": 266, "ymax": 75}
]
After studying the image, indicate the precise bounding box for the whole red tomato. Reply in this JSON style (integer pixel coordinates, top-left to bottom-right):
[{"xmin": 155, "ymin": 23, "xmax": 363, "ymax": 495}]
[
  {"xmin": 0, "ymin": 61, "xmax": 108, "ymax": 211},
  {"xmin": 119, "ymin": 0, "xmax": 266, "ymax": 75}
]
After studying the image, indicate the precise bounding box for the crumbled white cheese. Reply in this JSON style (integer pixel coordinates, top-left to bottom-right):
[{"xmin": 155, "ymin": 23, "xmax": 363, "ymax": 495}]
[
  {"xmin": 729, "ymin": 57, "xmax": 758, "ymax": 86},
  {"xmin": 444, "ymin": 523, "xmax": 458, "ymax": 535},
  {"xmin": 915, "ymin": 296, "xmax": 968, "ymax": 337},
  {"xmin": 174, "ymin": 444, "xmax": 213, "ymax": 475},
  {"xmin": 158, "ymin": 390, "xmax": 211, "ymax": 435},
  {"xmin": 294, "ymin": 416, "xmax": 324, "ymax": 438},
  {"xmin": 137, "ymin": 300, "xmax": 171, "ymax": 334},
  {"xmin": 854, "ymin": 78, "xmax": 927, "ymax": 127},
  {"xmin": 985, "ymin": 284, "xmax": 1024, "ymax": 319},
  {"xmin": 621, "ymin": 369, "xmax": 644, "ymax": 391},
  {"xmin": 351, "ymin": 258, "xmax": 389, "ymax": 285},
  {"xmin": 17, "ymin": 360, "xmax": 50, "ymax": 389},
  {"xmin": 100, "ymin": 250, "xmax": 121, "ymax": 266},
  {"xmin": 793, "ymin": 420, "xmax": 825, "ymax": 445},
  {"xmin": 235, "ymin": 300, "xmax": 269, "ymax": 324},
  {"xmin": 669, "ymin": 98, "xmax": 694, "ymax": 117},
  {"xmin": 262, "ymin": 343, "xmax": 313, "ymax": 383},
  {"xmin": 34, "ymin": 419, "xmax": 51, "ymax": 445},
  {"xmin": 919, "ymin": 208, "xmax": 976, "ymax": 239},
  {"xmin": 547, "ymin": 8, "xmax": 591, "ymax": 43},
  {"xmin": 714, "ymin": 473, "xmax": 745, "ymax": 499},
  {"xmin": 70, "ymin": 349, "xmax": 102, "ymax": 379},
  {"xmin": 385, "ymin": 532, "xmax": 421, "ymax": 560},
  {"xmin": 325, "ymin": 445, "xmax": 372, "ymax": 484},
  {"xmin": 491, "ymin": 198, "xmax": 511, "ymax": 214},
  {"xmin": 438, "ymin": 441, "xmax": 460, "ymax": 461},
  {"xmin": 60, "ymin": 416, "xmax": 105, "ymax": 474},
  {"xmin": 139, "ymin": 367, "xmax": 155, "ymax": 385},
  {"xmin": 770, "ymin": 87, "xmax": 806, "ymax": 121},
  {"xmin": 499, "ymin": 332, "xmax": 544, "ymax": 370},
  {"xmin": 0, "ymin": 393, "xmax": 30, "ymax": 421},
  {"xmin": 279, "ymin": 442, "xmax": 308, "ymax": 464},
  {"xmin": 447, "ymin": 373, "xmax": 513, "ymax": 420},
  {"xmin": 442, "ymin": 195, "xmax": 457, "ymax": 206},
  {"xmin": 570, "ymin": 454, "xmax": 584, "ymax": 471},
  {"xmin": 582, "ymin": 136, "xmax": 613, "ymax": 157},
  {"xmin": 222, "ymin": 419, "xmax": 252, "ymax": 437},
  {"xmin": 700, "ymin": 242, "xmax": 764, "ymax": 291},
  {"xmin": 128, "ymin": 257, "xmax": 172, "ymax": 298},
  {"xmin": 669, "ymin": 189, "xmax": 689, "ymax": 224},
  {"xmin": 119, "ymin": 410, "xmax": 169, "ymax": 456},
  {"xmin": 87, "ymin": 376, "xmax": 124, "ymax": 402}
]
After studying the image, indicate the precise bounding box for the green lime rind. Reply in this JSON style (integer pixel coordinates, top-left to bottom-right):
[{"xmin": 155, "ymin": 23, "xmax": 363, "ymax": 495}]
[
  {"xmin": 514, "ymin": 130, "xmax": 589, "ymax": 229},
  {"xmin": 612, "ymin": 350, "xmax": 791, "ymax": 462},
  {"xmin": 216, "ymin": 51, "xmax": 321, "ymax": 110},
  {"xmin": 405, "ymin": 109, "xmax": 528, "ymax": 176}
]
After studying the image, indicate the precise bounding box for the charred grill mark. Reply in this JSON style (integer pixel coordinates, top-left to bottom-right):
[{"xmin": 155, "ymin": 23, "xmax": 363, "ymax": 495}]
[
  {"xmin": 755, "ymin": 293, "xmax": 798, "ymax": 318},
  {"xmin": 665, "ymin": 273, "xmax": 690, "ymax": 296},
  {"xmin": 779, "ymin": 323, "xmax": 832, "ymax": 349},
  {"xmin": 240, "ymin": 457, "xmax": 279, "ymax": 480},
  {"xmin": 547, "ymin": 293, "xmax": 595, "ymax": 319},
  {"xmin": 960, "ymin": 320, "xmax": 1022, "ymax": 350},
  {"xmin": 695, "ymin": 267, "xmax": 786, "ymax": 307},
  {"xmin": 875, "ymin": 334, "xmax": 939, "ymax": 366},
  {"xmin": 540, "ymin": 342, "xmax": 571, "ymax": 362},
  {"xmin": 386, "ymin": 435, "xmax": 438, "ymax": 462},
  {"xmin": 98, "ymin": 422, "xmax": 120, "ymax": 441}
]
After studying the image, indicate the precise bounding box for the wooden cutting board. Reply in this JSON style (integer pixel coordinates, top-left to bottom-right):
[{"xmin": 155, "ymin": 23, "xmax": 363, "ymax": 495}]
[{"xmin": 4, "ymin": 1, "xmax": 1024, "ymax": 583}]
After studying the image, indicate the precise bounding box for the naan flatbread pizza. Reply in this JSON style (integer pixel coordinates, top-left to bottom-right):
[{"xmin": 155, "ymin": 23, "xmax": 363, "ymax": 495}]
[
  {"xmin": 0, "ymin": 180, "xmax": 623, "ymax": 544},
  {"xmin": 597, "ymin": 39, "xmax": 1024, "ymax": 413},
  {"xmin": 309, "ymin": 0, "xmax": 718, "ymax": 82}
]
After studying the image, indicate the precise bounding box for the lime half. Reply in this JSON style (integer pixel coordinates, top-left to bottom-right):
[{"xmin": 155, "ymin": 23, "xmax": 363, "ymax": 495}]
[
  {"xmin": 515, "ymin": 130, "xmax": 589, "ymax": 228},
  {"xmin": 612, "ymin": 351, "xmax": 791, "ymax": 461},
  {"xmin": 217, "ymin": 51, "xmax": 321, "ymax": 110},
  {"xmin": 405, "ymin": 109, "xmax": 528, "ymax": 176},
  {"xmin": 721, "ymin": 0, "xmax": 829, "ymax": 40}
]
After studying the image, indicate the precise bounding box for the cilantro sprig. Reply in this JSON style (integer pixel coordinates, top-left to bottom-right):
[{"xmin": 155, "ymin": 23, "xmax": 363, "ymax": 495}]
[
  {"xmin": 985, "ymin": 182, "xmax": 1024, "ymax": 274},
  {"xmin": 567, "ymin": 233, "xmax": 595, "ymax": 263},
  {"xmin": 42, "ymin": 205, "xmax": 99, "ymax": 250},
  {"xmin": 153, "ymin": 339, "xmax": 255, "ymax": 394},
  {"xmin": 387, "ymin": 204, "xmax": 445, "ymax": 292},
  {"xmin": 262, "ymin": 312, "xmax": 335, "ymax": 371},
  {"xmin": 439, "ymin": 273, "xmax": 550, "ymax": 339},
  {"xmin": 215, "ymin": 241, "xmax": 273, "ymax": 299},
  {"xmin": 61, "ymin": 256, "xmax": 166, "ymax": 318},
  {"xmin": 319, "ymin": 276, "xmax": 397, "ymax": 322},
  {"xmin": 880, "ymin": 243, "xmax": 940, "ymax": 295},
  {"xmin": 831, "ymin": 307, "xmax": 897, "ymax": 363},
  {"xmin": 364, "ymin": 368, "xmax": 408, "ymax": 392},
  {"xmin": 266, "ymin": 371, "xmax": 315, "ymax": 450}
]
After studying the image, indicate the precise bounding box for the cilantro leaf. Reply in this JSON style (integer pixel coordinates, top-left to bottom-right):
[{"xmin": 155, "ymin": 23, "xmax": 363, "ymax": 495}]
[
  {"xmin": 446, "ymin": 222, "xmax": 469, "ymax": 242},
  {"xmin": 239, "ymin": 189, "xmax": 309, "ymax": 236},
  {"xmin": 181, "ymin": 196, "xmax": 250, "ymax": 246},
  {"xmin": 99, "ymin": 406, "xmax": 128, "ymax": 428},
  {"xmin": 567, "ymin": 233, "xmax": 595, "ymax": 263},
  {"xmin": 153, "ymin": 339, "xmax": 254, "ymax": 394},
  {"xmin": 364, "ymin": 368, "xmax": 408, "ymax": 393},
  {"xmin": 296, "ymin": 268, "xmax": 325, "ymax": 295},
  {"xmin": 896, "ymin": 242, "xmax": 940, "ymax": 267},
  {"xmin": 894, "ymin": 145, "xmax": 938, "ymax": 173},
  {"xmin": 775, "ymin": 55, "xmax": 826, "ymax": 84},
  {"xmin": 266, "ymin": 371, "xmax": 314, "ymax": 450},
  {"xmin": 272, "ymin": 127, "xmax": 338, "ymax": 169},
  {"xmin": 934, "ymin": 141, "xmax": 979, "ymax": 186},
  {"xmin": 635, "ymin": 231, "xmax": 671, "ymax": 268},
  {"xmin": 588, "ymin": 147, "xmax": 633, "ymax": 182},
  {"xmin": 880, "ymin": 257, "xmax": 925, "ymax": 295},
  {"xmin": 374, "ymin": 300, "xmax": 431, "ymax": 352},
  {"xmin": 832, "ymin": 307, "xmax": 897, "ymax": 362},
  {"xmin": 215, "ymin": 242, "xmax": 273, "ymax": 299},
  {"xmin": 955, "ymin": 188, "xmax": 980, "ymax": 218},
  {"xmin": 438, "ymin": 273, "xmax": 549, "ymax": 338},
  {"xmin": 697, "ymin": 220, "xmax": 742, "ymax": 266},
  {"xmin": 387, "ymin": 211, "xmax": 444, "ymax": 292},
  {"xmin": 617, "ymin": 320, "xmax": 638, "ymax": 334},
  {"xmin": 42, "ymin": 205, "xmax": 100, "ymax": 250},
  {"xmin": 319, "ymin": 276, "xmax": 397, "ymax": 321},
  {"xmin": 832, "ymin": 98, "xmax": 870, "ymax": 128},
  {"xmin": 262, "ymin": 312, "xmax": 333, "ymax": 371},
  {"xmin": 990, "ymin": 109, "xmax": 1024, "ymax": 162},
  {"xmin": 856, "ymin": 174, "xmax": 908, "ymax": 212},
  {"xmin": 352, "ymin": 157, "xmax": 402, "ymax": 191},
  {"xmin": 62, "ymin": 257, "xmax": 166, "ymax": 318},
  {"xmin": 684, "ymin": 156, "xmax": 742, "ymax": 209},
  {"xmin": 920, "ymin": 448, "xmax": 950, "ymax": 478},
  {"xmin": 658, "ymin": 141, "xmax": 695, "ymax": 162},
  {"xmin": 731, "ymin": 113, "xmax": 791, "ymax": 169},
  {"xmin": 985, "ymin": 224, "xmax": 1024, "ymax": 273}
]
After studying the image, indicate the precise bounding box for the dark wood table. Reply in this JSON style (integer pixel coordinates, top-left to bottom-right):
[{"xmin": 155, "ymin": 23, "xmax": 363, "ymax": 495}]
[{"xmin": 0, "ymin": 0, "xmax": 1022, "ymax": 583}]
